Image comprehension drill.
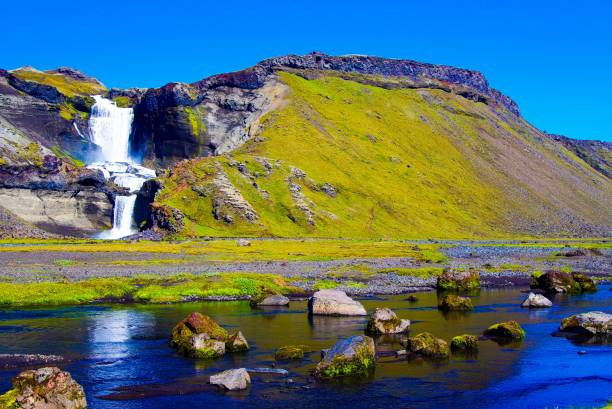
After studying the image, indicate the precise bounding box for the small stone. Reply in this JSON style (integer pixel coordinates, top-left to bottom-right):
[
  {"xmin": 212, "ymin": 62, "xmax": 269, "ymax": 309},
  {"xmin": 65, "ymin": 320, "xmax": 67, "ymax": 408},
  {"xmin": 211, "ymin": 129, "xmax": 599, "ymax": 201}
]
[
  {"xmin": 402, "ymin": 332, "xmax": 449, "ymax": 359},
  {"xmin": 521, "ymin": 292, "xmax": 552, "ymax": 308},
  {"xmin": 365, "ymin": 308, "xmax": 410, "ymax": 334},
  {"xmin": 436, "ymin": 268, "xmax": 481, "ymax": 291},
  {"xmin": 275, "ymin": 345, "xmax": 307, "ymax": 360},
  {"xmin": 209, "ymin": 368, "xmax": 251, "ymax": 390},
  {"xmin": 253, "ymin": 294, "xmax": 290, "ymax": 307},
  {"xmin": 395, "ymin": 349, "xmax": 407, "ymax": 357},
  {"xmin": 226, "ymin": 331, "xmax": 249, "ymax": 352},
  {"xmin": 578, "ymin": 350, "xmax": 586, "ymax": 355},
  {"xmin": 483, "ymin": 321, "xmax": 526, "ymax": 341},
  {"xmin": 438, "ymin": 295, "xmax": 473, "ymax": 311},
  {"xmin": 450, "ymin": 335, "xmax": 479, "ymax": 352},
  {"xmin": 237, "ymin": 239, "xmax": 251, "ymax": 247}
]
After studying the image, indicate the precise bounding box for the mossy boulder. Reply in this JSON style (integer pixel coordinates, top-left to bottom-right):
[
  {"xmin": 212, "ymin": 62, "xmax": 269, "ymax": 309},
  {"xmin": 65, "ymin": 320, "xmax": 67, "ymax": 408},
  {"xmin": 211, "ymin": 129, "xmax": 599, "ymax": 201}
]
[
  {"xmin": 226, "ymin": 331, "xmax": 249, "ymax": 352},
  {"xmin": 483, "ymin": 321, "xmax": 525, "ymax": 341},
  {"xmin": 170, "ymin": 312, "xmax": 228, "ymax": 358},
  {"xmin": 436, "ymin": 268, "xmax": 481, "ymax": 292},
  {"xmin": 559, "ymin": 311, "xmax": 611, "ymax": 335},
  {"xmin": 365, "ymin": 308, "xmax": 410, "ymax": 334},
  {"xmin": 572, "ymin": 273, "xmax": 597, "ymax": 292},
  {"xmin": 438, "ymin": 295, "xmax": 473, "ymax": 311},
  {"xmin": 0, "ymin": 367, "xmax": 87, "ymax": 409},
  {"xmin": 402, "ymin": 332, "xmax": 449, "ymax": 359},
  {"xmin": 275, "ymin": 345, "xmax": 309, "ymax": 360},
  {"xmin": 450, "ymin": 334, "xmax": 479, "ymax": 352},
  {"xmin": 250, "ymin": 293, "xmax": 290, "ymax": 307},
  {"xmin": 530, "ymin": 270, "xmax": 581, "ymax": 294},
  {"xmin": 314, "ymin": 335, "xmax": 375, "ymax": 379}
]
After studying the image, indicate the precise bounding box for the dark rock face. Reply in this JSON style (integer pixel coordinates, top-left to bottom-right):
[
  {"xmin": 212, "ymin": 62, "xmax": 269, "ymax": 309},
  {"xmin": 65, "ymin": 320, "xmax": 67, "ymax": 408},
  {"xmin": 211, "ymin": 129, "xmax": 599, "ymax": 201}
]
[{"xmin": 547, "ymin": 133, "xmax": 612, "ymax": 179}]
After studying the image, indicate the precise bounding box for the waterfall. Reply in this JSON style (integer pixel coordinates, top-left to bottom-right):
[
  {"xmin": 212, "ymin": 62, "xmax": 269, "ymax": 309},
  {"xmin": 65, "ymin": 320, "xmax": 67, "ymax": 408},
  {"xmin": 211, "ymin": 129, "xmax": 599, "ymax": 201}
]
[{"xmin": 87, "ymin": 96, "xmax": 155, "ymax": 239}]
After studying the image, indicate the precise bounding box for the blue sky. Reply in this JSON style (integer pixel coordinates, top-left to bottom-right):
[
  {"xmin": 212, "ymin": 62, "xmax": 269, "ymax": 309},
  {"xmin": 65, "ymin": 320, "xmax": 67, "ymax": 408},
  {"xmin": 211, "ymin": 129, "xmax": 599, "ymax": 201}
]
[{"xmin": 1, "ymin": 0, "xmax": 610, "ymax": 140}]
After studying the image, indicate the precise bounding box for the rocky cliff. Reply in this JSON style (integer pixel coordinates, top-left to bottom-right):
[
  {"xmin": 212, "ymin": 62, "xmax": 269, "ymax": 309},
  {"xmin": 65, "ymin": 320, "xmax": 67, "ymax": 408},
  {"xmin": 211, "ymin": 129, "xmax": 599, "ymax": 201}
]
[{"xmin": 0, "ymin": 52, "xmax": 610, "ymax": 238}]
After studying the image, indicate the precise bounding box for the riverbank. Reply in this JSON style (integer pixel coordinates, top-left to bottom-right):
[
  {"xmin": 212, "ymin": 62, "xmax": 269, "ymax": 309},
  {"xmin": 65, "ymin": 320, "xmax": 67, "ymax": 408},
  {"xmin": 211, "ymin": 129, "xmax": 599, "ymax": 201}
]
[{"xmin": 0, "ymin": 238, "xmax": 609, "ymax": 307}]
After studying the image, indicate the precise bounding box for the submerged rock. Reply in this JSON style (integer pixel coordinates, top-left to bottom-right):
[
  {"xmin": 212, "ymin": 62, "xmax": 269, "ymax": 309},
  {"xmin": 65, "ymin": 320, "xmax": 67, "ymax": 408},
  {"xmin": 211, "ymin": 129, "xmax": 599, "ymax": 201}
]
[
  {"xmin": 436, "ymin": 269, "xmax": 481, "ymax": 292},
  {"xmin": 530, "ymin": 270, "xmax": 596, "ymax": 294},
  {"xmin": 0, "ymin": 367, "xmax": 87, "ymax": 409},
  {"xmin": 275, "ymin": 345, "xmax": 308, "ymax": 360},
  {"xmin": 483, "ymin": 321, "xmax": 525, "ymax": 341},
  {"xmin": 314, "ymin": 336, "xmax": 375, "ymax": 379},
  {"xmin": 226, "ymin": 331, "xmax": 249, "ymax": 352},
  {"xmin": 450, "ymin": 335, "xmax": 479, "ymax": 352},
  {"xmin": 559, "ymin": 311, "xmax": 611, "ymax": 335},
  {"xmin": 308, "ymin": 289, "xmax": 367, "ymax": 316},
  {"xmin": 251, "ymin": 294, "xmax": 290, "ymax": 307},
  {"xmin": 170, "ymin": 312, "xmax": 228, "ymax": 358},
  {"xmin": 521, "ymin": 292, "xmax": 552, "ymax": 308},
  {"xmin": 438, "ymin": 295, "xmax": 473, "ymax": 311},
  {"xmin": 365, "ymin": 308, "xmax": 410, "ymax": 334},
  {"xmin": 209, "ymin": 368, "xmax": 251, "ymax": 391},
  {"xmin": 402, "ymin": 332, "xmax": 449, "ymax": 359}
]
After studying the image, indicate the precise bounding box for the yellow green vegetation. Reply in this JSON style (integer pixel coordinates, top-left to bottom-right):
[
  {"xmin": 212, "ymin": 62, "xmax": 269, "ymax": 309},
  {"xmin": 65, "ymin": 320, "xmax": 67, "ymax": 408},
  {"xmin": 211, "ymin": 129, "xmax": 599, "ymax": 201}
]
[
  {"xmin": 0, "ymin": 273, "xmax": 298, "ymax": 306},
  {"xmin": 483, "ymin": 321, "xmax": 525, "ymax": 341},
  {"xmin": 153, "ymin": 71, "xmax": 611, "ymax": 239},
  {"xmin": 112, "ymin": 96, "xmax": 132, "ymax": 107},
  {"xmin": 275, "ymin": 345, "xmax": 309, "ymax": 360},
  {"xmin": 12, "ymin": 68, "xmax": 106, "ymax": 97},
  {"xmin": 0, "ymin": 239, "xmax": 444, "ymax": 263},
  {"xmin": 0, "ymin": 388, "xmax": 17, "ymax": 409},
  {"xmin": 50, "ymin": 146, "xmax": 85, "ymax": 167}
]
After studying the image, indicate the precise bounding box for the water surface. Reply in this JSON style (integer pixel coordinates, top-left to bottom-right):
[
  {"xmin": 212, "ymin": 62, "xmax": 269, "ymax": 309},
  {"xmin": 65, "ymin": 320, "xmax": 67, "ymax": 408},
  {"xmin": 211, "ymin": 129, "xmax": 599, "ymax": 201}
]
[{"xmin": 0, "ymin": 285, "xmax": 610, "ymax": 408}]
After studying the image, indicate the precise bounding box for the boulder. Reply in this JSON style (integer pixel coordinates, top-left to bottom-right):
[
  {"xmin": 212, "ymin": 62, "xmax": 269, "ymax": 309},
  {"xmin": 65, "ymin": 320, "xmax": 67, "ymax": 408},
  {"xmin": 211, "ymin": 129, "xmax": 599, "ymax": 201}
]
[
  {"xmin": 530, "ymin": 270, "xmax": 581, "ymax": 293},
  {"xmin": 365, "ymin": 308, "xmax": 410, "ymax": 334},
  {"xmin": 209, "ymin": 368, "xmax": 251, "ymax": 391},
  {"xmin": 226, "ymin": 331, "xmax": 249, "ymax": 352},
  {"xmin": 521, "ymin": 292, "xmax": 552, "ymax": 308},
  {"xmin": 0, "ymin": 367, "xmax": 87, "ymax": 409},
  {"xmin": 572, "ymin": 273, "xmax": 597, "ymax": 292},
  {"xmin": 314, "ymin": 336, "xmax": 375, "ymax": 379},
  {"xmin": 251, "ymin": 294, "xmax": 290, "ymax": 307},
  {"xmin": 170, "ymin": 312, "xmax": 228, "ymax": 358},
  {"xmin": 275, "ymin": 345, "xmax": 308, "ymax": 360},
  {"xmin": 559, "ymin": 311, "xmax": 611, "ymax": 335},
  {"xmin": 483, "ymin": 321, "xmax": 525, "ymax": 341},
  {"xmin": 450, "ymin": 335, "xmax": 479, "ymax": 352},
  {"xmin": 436, "ymin": 268, "xmax": 481, "ymax": 292},
  {"xmin": 308, "ymin": 289, "xmax": 367, "ymax": 316},
  {"xmin": 402, "ymin": 332, "xmax": 449, "ymax": 359},
  {"xmin": 438, "ymin": 295, "xmax": 473, "ymax": 311}
]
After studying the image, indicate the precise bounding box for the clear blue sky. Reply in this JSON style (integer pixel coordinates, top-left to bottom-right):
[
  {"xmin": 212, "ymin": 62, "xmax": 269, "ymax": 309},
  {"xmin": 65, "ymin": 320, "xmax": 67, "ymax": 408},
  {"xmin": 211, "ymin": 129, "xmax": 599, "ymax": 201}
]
[{"xmin": 1, "ymin": 0, "xmax": 610, "ymax": 140}]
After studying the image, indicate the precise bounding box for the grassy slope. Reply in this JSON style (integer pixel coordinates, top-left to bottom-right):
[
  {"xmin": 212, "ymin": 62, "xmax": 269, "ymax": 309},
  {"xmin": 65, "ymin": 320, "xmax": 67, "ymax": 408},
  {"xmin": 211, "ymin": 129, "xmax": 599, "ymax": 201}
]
[
  {"xmin": 11, "ymin": 68, "xmax": 106, "ymax": 97},
  {"xmin": 156, "ymin": 72, "xmax": 611, "ymax": 238}
]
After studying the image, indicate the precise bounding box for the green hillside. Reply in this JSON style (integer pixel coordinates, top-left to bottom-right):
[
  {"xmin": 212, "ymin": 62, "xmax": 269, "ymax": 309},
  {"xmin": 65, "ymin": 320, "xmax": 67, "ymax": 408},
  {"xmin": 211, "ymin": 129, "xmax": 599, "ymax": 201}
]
[{"xmin": 154, "ymin": 71, "xmax": 612, "ymax": 238}]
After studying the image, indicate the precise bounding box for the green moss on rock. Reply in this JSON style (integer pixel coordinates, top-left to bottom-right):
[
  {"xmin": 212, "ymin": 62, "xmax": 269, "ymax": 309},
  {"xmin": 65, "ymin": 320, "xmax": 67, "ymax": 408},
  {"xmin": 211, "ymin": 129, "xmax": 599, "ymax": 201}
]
[
  {"xmin": 402, "ymin": 332, "xmax": 449, "ymax": 359},
  {"xmin": 314, "ymin": 336, "xmax": 375, "ymax": 379},
  {"xmin": 572, "ymin": 273, "xmax": 597, "ymax": 292},
  {"xmin": 483, "ymin": 321, "xmax": 525, "ymax": 341},
  {"xmin": 275, "ymin": 345, "xmax": 308, "ymax": 360},
  {"xmin": 170, "ymin": 312, "xmax": 228, "ymax": 357},
  {"xmin": 437, "ymin": 269, "xmax": 481, "ymax": 292},
  {"xmin": 450, "ymin": 334, "xmax": 479, "ymax": 352},
  {"xmin": 438, "ymin": 294, "xmax": 473, "ymax": 311}
]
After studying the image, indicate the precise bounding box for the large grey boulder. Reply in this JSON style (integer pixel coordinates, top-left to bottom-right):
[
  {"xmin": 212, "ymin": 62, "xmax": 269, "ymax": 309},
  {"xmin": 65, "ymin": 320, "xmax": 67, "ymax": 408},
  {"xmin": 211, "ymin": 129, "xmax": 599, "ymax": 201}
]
[
  {"xmin": 314, "ymin": 335, "xmax": 375, "ymax": 379},
  {"xmin": 521, "ymin": 292, "xmax": 552, "ymax": 308},
  {"xmin": 365, "ymin": 308, "xmax": 410, "ymax": 334},
  {"xmin": 0, "ymin": 367, "xmax": 87, "ymax": 408},
  {"xmin": 209, "ymin": 368, "xmax": 251, "ymax": 390},
  {"xmin": 308, "ymin": 289, "xmax": 367, "ymax": 316},
  {"xmin": 560, "ymin": 311, "xmax": 611, "ymax": 335}
]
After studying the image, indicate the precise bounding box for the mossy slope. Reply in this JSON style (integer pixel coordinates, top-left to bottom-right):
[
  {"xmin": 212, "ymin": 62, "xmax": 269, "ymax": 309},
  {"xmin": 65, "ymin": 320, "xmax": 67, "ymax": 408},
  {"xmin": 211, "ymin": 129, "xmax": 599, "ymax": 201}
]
[{"xmin": 154, "ymin": 71, "xmax": 612, "ymax": 238}]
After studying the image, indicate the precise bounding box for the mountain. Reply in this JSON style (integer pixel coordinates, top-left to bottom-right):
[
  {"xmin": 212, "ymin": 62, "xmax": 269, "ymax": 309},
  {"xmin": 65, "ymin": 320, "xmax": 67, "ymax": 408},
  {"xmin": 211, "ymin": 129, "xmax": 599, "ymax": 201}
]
[{"xmin": 0, "ymin": 52, "xmax": 610, "ymax": 238}]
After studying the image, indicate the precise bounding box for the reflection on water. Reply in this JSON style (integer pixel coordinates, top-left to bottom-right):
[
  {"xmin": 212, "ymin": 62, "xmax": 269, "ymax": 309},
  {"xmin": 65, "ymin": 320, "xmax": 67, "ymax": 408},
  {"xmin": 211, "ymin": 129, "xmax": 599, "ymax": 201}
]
[{"xmin": 0, "ymin": 285, "xmax": 610, "ymax": 408}]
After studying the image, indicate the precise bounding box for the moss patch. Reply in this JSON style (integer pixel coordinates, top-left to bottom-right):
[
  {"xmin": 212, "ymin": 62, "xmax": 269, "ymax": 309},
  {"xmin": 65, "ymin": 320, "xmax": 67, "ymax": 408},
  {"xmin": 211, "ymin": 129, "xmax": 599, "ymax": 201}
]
[{"xmin": 484, "ymin": 321, "xmax": 525, "ymax": 341}]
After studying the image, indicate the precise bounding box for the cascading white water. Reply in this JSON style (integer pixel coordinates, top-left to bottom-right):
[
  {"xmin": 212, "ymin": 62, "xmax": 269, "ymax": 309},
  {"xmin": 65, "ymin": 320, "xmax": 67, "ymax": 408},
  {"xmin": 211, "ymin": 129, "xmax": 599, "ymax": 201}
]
[{"xmin": 87, "ymin": 96, "xmax": 155, "ymax": 239}]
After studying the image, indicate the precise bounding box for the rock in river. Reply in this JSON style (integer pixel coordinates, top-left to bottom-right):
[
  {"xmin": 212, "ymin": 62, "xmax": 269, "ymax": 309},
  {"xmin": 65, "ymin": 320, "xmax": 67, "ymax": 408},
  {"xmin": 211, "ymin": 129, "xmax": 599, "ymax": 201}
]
[
  {"xmin": 483, "ymin": 321, "xmax": 525, "ymax": 341},
  {"xmin": 209, "ymin": 368, "xmax": 251, "ymax": 391},
  {"xmin": 450, "ymin": 334, "xmax": 479, "ymax": 352},
  {"xmin": 251, "ymin": 294, "xmax": 290, "ymax": 307},
  {"xmin": 170, "ymin": 312, "xmax": 228, "ymax": 358},
  {"xmin": 521, "ymin": 292, "xmax": 552, "ymax": 308},
  {"xmin": 365, "ymin": 308, "xmax": 410, "ymax": 334},
  {"xmin": 0, "ymin": 367, "xmax": 87, "ymax": 409},
  {"xmin": 436, "ymin": 268, "xmax": 481, "ymax": 292},
  {"xmin": 559, "ymin": 311, "xmax": 611, "ymax": 335},
  {"xmin": 438, "ymin": 294, "xmax": 473, "ymax": 311},
  {"xmin": 402, "ymin": 332, "xmax": 449, "ymax": 359},
  {"xmin": 314, "ymin": 335, "xmax": 375, "ymax": 379},
  {"xmin": 275, "ymin": 345, "xmax": 308, "ymax": 360},
  {"xmin": 530, "ymin": 270, "xmax": 596, "ymax": 294},
  {"xmin": 226, "ymin": 331, "xmax": 250, "ymax": 352},
  {"xmin": 308, "ymin": 289, "xmax": 367, "ymax": 316}
]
